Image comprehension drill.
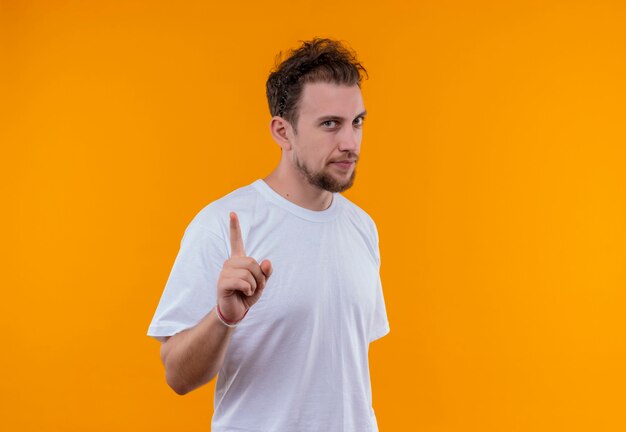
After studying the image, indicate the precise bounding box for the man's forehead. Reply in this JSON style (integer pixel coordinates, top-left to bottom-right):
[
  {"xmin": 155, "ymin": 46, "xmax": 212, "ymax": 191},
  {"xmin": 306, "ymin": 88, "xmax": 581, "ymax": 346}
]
[{"xmin": 298, "ymin": 82, "xmax": 364, "ymax": 117}]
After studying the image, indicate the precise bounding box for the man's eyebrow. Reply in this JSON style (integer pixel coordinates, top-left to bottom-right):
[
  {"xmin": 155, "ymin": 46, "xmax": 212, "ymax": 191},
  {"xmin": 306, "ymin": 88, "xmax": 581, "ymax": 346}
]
[{"xmin": 315, "ymin": 111, "xmax": 368, "ymax": 122}]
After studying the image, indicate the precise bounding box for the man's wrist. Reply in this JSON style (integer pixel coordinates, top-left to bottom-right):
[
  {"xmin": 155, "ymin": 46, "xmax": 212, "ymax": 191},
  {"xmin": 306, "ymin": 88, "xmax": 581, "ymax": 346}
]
[{"xmin": 216, "ymin": 304, "xmax": 249, "ymax": 328}]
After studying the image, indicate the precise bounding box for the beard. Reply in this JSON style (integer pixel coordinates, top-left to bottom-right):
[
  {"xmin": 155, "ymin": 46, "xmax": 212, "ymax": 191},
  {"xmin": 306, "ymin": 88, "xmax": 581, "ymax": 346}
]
[{"xmin": 294, "ymin": 154, "xmax": 358, "ymax": 193}]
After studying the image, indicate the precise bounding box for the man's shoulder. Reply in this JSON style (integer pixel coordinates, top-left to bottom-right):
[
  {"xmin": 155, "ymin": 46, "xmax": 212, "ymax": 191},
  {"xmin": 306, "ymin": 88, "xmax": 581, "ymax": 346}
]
[
  {"xmin": 336, "ymin": 194, "xmax": 380, "ymax": 251},
  {"xmin": 337, "ymin": 195, "xmax": 381, "ymax": 264},
  {"xmin": 337, "ymin": 194, "xmax": 378, "ymax": 231},
  {"xmin": 186, "ymin": 180, "xmax": 261, "ymax": 237}
]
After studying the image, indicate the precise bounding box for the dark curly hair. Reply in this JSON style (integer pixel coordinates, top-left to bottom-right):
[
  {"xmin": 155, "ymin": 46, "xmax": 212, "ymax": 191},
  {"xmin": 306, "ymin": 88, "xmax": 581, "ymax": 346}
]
[{"xmin": 266, "ymin": 38, "xmax": 368, "ymax": 133}]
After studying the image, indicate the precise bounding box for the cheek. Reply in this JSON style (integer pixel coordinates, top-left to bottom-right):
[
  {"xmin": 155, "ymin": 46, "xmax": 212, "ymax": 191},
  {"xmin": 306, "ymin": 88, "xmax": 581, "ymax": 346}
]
[{"xmin": 303, "ymin": 137, "xmax": 330, "ymax": 162}]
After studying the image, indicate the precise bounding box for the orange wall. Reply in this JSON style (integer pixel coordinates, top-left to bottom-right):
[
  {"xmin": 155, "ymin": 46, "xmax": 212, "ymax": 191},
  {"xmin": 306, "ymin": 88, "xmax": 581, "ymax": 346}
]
[{"xmin": 2, "ymin": 0, "xmax": 625, "ymax": 430}]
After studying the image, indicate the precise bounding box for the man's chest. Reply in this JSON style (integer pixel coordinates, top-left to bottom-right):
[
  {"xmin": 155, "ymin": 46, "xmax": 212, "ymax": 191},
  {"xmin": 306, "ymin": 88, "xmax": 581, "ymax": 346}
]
[{"xmin": 245, "ymin": 220, "xmax": 379, "ymax": 321}]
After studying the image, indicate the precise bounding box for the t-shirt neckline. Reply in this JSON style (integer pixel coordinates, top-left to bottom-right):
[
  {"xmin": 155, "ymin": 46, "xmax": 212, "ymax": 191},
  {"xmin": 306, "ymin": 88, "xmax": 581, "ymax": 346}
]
[{"xmin": 251, "ymin": 179, "xmax": 340, "ymax": 222}]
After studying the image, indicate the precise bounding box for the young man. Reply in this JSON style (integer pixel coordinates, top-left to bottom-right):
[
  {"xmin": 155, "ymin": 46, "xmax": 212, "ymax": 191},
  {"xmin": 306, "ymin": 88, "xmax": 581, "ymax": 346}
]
[{"xmin": 148, "ymin": 38, "xmax": 390, "ymax": 432}]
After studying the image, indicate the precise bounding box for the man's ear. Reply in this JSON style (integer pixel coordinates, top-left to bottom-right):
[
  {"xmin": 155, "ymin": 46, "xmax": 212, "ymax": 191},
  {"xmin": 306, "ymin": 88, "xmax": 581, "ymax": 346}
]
[{"xmin": 269, "ymin": 116, "xmax": 293, "ymax": 151}]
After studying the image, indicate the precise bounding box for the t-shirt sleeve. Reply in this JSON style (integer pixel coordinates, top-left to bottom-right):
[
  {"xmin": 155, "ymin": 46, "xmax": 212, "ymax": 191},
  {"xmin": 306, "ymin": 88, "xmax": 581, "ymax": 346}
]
[
  {"xmin": 369, "ymin": 220, "xmax": 390, "ymax": 343},
  {"xmin": 370, "ymin": 276, "xmax": 390, "ymax": 343},
  {"xmin": 147, "ymin": 222, "xmax": 228, "ymax": 342}
]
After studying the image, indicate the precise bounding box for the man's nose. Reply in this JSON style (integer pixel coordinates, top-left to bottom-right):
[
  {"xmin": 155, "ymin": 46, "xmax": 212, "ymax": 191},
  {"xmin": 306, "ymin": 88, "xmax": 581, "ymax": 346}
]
[{"xmin": 338, "ymin": 127, "xmax": 360, "ymax": 152}]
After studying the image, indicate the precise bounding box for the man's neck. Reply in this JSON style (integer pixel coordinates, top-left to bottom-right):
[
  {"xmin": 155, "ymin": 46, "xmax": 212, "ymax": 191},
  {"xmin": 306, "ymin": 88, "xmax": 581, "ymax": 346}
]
[{"xmin": 263, "ymin": 166, "xmax": 333, "ymax": 212}]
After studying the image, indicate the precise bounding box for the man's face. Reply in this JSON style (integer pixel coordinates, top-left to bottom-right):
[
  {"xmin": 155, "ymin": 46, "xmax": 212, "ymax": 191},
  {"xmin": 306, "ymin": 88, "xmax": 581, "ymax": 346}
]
[{"xmin": 288, "ymin": 81, "xmax": 366, "ymax": 193}]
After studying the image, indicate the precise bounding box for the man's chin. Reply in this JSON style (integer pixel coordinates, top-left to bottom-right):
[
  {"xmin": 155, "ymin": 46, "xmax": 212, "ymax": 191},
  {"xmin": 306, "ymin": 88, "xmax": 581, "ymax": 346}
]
[
  {"xmin": 295, "ymin": 157, "xmax": 357, "ymax": 193},
  {"xmin": 312, "ymin": 170, "xmax": 356, "ymax": 193}
]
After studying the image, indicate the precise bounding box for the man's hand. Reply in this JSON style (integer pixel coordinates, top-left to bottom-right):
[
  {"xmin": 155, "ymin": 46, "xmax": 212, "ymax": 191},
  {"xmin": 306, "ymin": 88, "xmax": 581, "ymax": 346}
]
[{"xmin": 216, "ymin": 212, "xmax": 273, "ymax": 322}]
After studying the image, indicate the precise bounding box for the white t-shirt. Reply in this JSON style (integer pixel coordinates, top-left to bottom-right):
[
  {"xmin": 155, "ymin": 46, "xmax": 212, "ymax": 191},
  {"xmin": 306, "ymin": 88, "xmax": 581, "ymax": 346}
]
[{"xmin": 148, "ymin": 179, "xmax": 390, "ymax": 432}]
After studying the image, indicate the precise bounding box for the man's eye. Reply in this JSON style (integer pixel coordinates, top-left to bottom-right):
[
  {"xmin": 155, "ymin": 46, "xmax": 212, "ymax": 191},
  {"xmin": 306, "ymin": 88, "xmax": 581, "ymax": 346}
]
[
  {"xmin": 353, "ymin": 117, "xmax": 364, "ymax": 127},
  {"xmin": 322, "ymin": 120, "xmax": 337, "ymax": 128}
]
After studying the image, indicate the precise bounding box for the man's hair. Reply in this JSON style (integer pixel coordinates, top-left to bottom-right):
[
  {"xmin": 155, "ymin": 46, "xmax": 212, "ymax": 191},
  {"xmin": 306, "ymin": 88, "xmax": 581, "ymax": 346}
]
[{"xmin": 266, "ymin": 38, "xmax": 368, "ymax": 132}]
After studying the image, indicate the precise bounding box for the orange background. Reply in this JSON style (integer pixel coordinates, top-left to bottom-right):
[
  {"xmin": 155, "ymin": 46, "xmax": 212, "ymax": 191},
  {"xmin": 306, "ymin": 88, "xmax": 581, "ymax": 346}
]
[{"xmin": 2, "ymin": 0, "xmax": 625, "ymax": 430}]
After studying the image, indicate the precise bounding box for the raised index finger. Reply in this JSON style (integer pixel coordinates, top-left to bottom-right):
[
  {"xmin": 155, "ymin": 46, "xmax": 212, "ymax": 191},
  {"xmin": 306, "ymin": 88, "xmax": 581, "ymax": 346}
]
[{"xmin": 229, "ymin": 211, "xmax": 246, "ymax": 257}]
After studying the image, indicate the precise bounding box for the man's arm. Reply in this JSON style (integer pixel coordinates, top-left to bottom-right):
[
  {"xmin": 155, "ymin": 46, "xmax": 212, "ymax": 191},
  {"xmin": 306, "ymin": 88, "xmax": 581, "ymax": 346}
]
[
  {"xmin": 158, "ymin": 212, "xmax": 272, "ymax": 395},
  {"xmin": 159, "ymin": 307, "xmax": 234, "ymax": 395}
]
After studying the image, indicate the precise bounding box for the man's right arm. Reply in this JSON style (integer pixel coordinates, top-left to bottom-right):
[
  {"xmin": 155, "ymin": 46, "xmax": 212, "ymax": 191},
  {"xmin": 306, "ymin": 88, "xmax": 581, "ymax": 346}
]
[
  {"xmin": 158, "ymin": 212, "xmax": 272, "ymax": 395},
  {"xmin": 159, "ymin": 307, "xmax": 235, "ymax": 395}
]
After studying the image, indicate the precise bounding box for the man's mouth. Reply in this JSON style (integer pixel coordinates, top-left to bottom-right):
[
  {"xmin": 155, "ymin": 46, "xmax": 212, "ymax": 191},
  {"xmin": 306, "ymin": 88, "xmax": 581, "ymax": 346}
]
[{"xmin": 330, "ymin": 160, "xmax": 355, "ymax": 169}]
